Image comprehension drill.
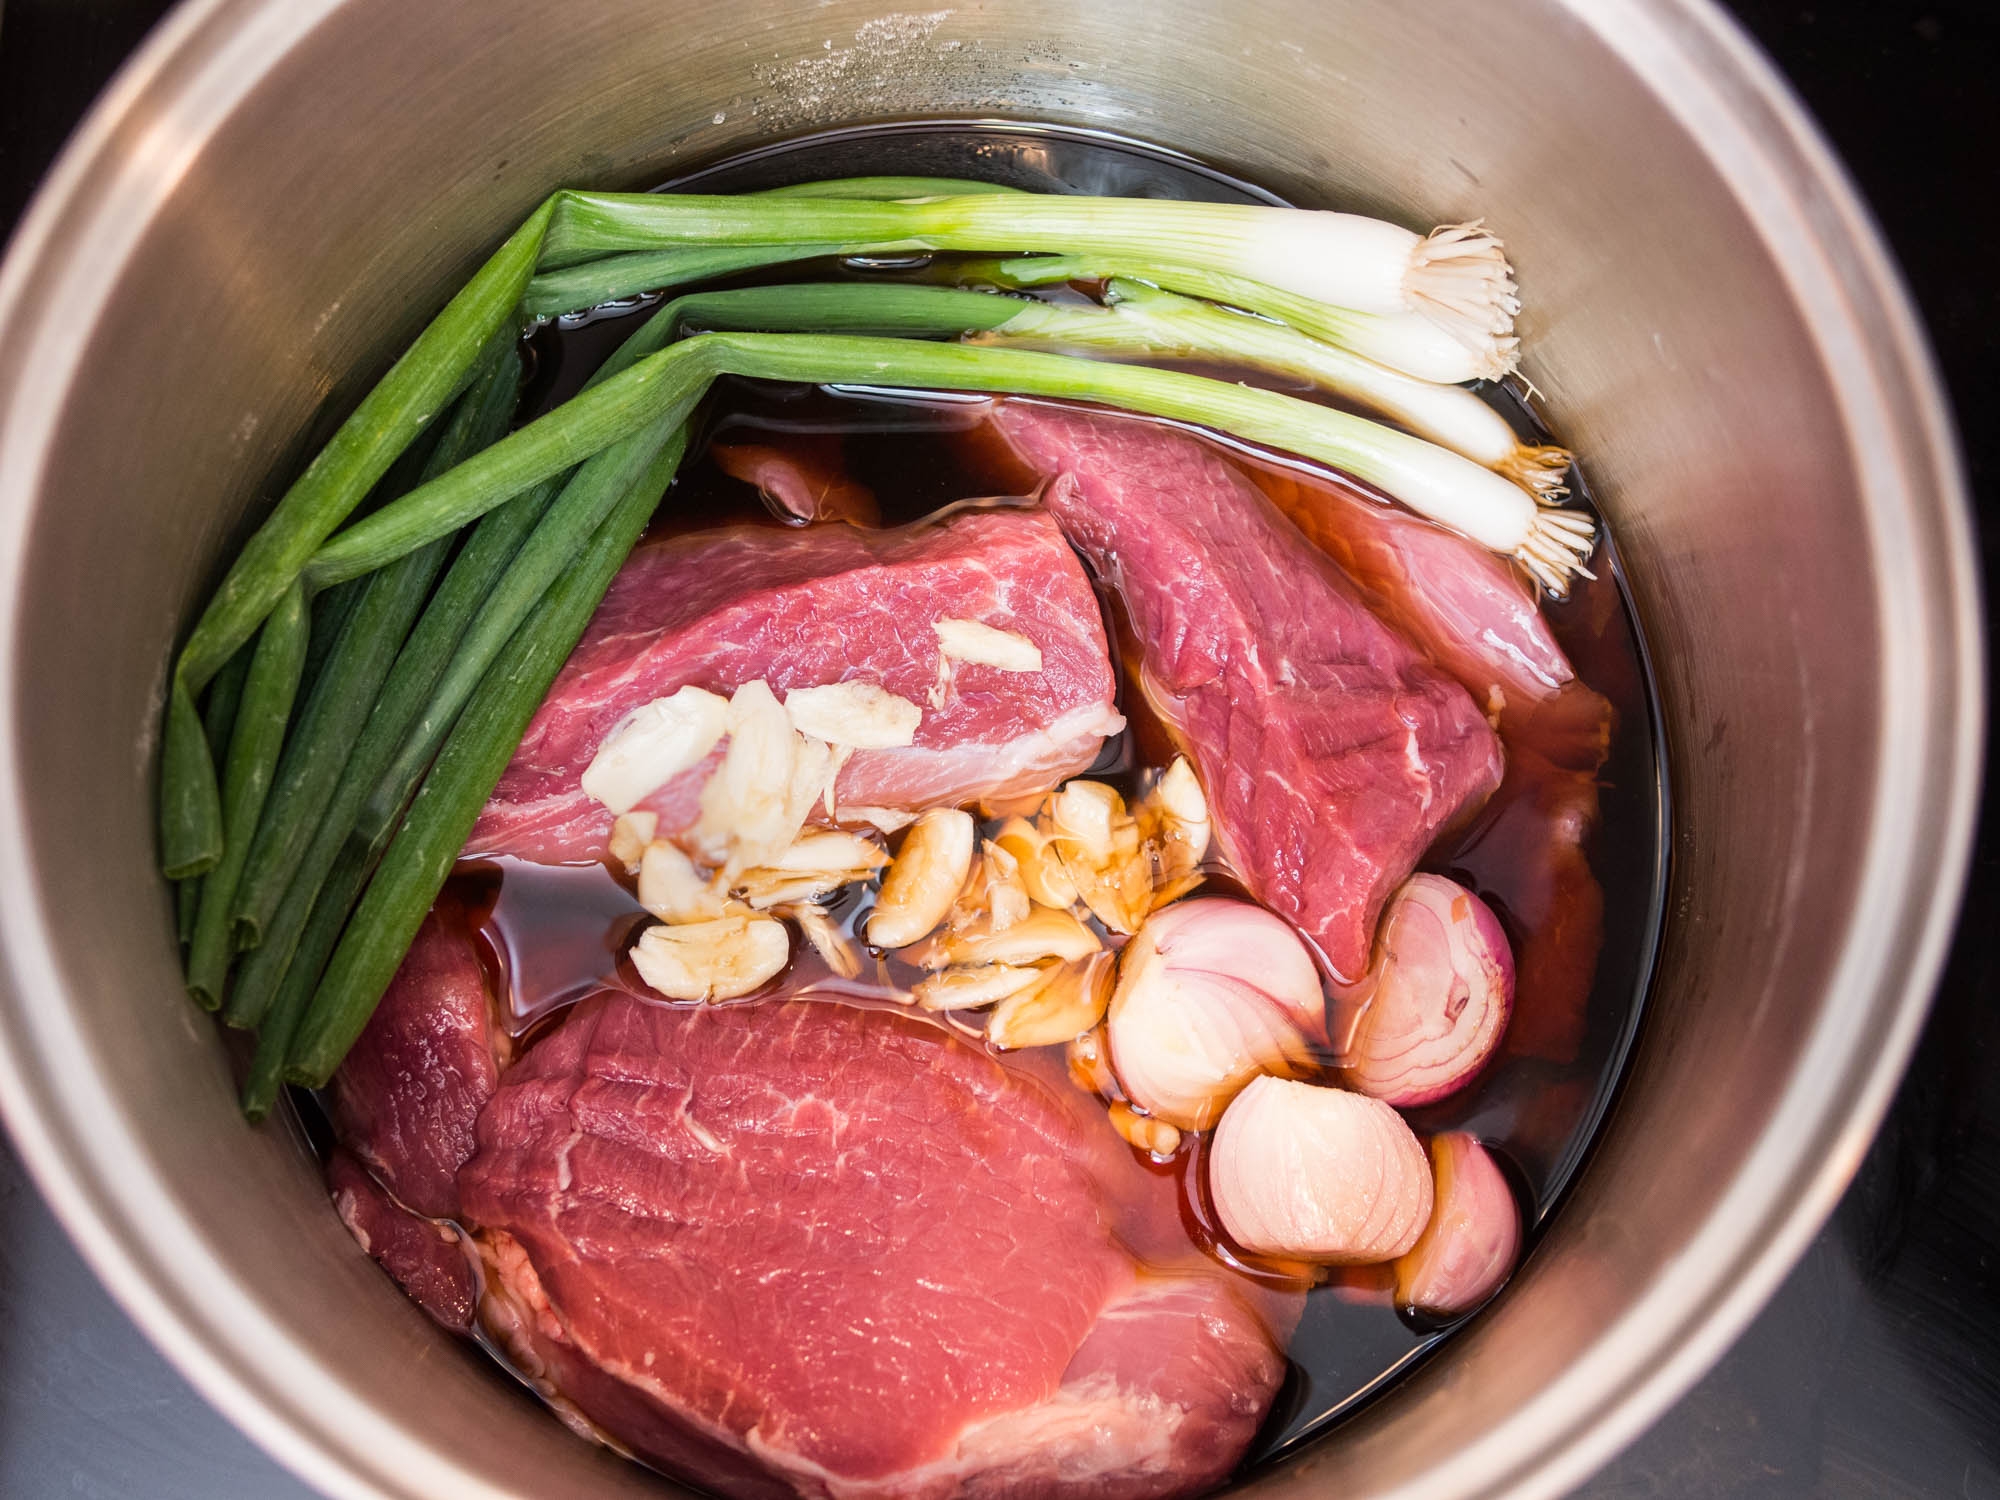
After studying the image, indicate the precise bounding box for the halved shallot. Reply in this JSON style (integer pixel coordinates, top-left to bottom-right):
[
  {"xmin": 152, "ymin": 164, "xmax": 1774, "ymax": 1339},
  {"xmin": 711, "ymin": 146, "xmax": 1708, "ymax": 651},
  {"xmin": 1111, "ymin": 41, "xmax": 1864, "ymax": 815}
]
[
  {"xmin": 1209, "ymin": 1076, "xmax": 1432, "ymax": 1262},
  {"xmin": 1106, "ymin": 898, "xmax": 1322, "ymax": 1131},
  {"xmin": 1394, "ymin": 1133, "xmax": 1522, "ymax": 1317},
  {"xmin": 1345, "ymin": 874, "xmax": 1513, "ymax": 1106}
]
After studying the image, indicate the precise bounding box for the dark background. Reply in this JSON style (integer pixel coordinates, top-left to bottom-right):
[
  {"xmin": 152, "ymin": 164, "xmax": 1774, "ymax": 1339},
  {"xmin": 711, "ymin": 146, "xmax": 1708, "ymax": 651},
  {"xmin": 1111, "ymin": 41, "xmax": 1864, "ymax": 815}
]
[{"xmin": 0, "ymin": 1, "xmax": 1994, "ymax": 1495}]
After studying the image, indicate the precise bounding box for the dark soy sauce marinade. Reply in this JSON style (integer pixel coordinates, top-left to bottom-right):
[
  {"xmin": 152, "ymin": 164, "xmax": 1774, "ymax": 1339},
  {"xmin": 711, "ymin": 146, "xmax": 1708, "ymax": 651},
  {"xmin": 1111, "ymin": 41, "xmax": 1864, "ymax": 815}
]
[{"xmin": 301, "ymin": 124, "xmax": 1668, "ymax": 1477}]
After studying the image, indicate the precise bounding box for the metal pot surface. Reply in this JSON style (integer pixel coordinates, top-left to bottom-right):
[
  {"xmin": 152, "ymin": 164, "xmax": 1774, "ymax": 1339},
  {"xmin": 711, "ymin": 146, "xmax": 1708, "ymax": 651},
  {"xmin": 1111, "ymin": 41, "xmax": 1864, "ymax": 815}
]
[{"xmin": 0, "ymin": 1, "xmax": 1980, "ymax": 1497}]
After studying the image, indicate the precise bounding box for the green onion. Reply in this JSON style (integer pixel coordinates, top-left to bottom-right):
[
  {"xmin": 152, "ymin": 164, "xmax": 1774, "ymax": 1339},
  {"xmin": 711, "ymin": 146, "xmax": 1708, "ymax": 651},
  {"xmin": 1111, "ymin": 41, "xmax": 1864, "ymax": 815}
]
[
  {"xmin": 540, "ymin": 193, "xmax": 1520, "ymax": 354},
  {"xmin": 174, "ymin": 645, "xmax": 252, "ymax": 945},
  {"xmin": 224, "ymin": 344, "xmax": 522, "ymax": 974},
  {"xmin": 352, "ymin": 412, "xmax": 691, "ymax": 847},
  {"xmin": 947, "ymin": 253, "xmax": 1515, "ymax": 384},
  {"xmin": 156, "ymin": 198, "xmax": 553, "ymax": 880},
  {"xmin": 646, "ymin": 280, "xmax": 1566, "ymax": 494},
  {"xmin": 285, "ymin": 426, "xmax": 690, "ymax": 1087},
  {"xmin": 184, "ymin": 583, "xmax": 309, "ymax": 1009},
  {"xmin": 519, "ymin": 178, "xmax": 1025, "ymax": 320},
  {"xmin": 228, "ymin": 469, "xmax": 564, "ymax": 1061}
]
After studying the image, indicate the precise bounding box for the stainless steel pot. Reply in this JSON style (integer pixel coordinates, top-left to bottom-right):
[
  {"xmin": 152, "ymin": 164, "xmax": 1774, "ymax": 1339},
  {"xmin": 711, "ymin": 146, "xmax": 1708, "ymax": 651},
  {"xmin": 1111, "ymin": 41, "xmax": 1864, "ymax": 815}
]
[{"xmin": 0, "ymin": 1, "xmax": 1980, "ymax": 1496}]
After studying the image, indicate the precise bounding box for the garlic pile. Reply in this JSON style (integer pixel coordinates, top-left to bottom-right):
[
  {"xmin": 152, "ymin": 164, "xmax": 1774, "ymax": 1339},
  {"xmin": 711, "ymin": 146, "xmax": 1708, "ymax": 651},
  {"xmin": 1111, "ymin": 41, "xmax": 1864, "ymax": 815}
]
[
  {"xmin": 593, "ymin": 676, "xmax": 919, "ymax": 1002},
  {"xmin": 863, "ymin": 759, "xmax": 1213, "ymax": 1052}
]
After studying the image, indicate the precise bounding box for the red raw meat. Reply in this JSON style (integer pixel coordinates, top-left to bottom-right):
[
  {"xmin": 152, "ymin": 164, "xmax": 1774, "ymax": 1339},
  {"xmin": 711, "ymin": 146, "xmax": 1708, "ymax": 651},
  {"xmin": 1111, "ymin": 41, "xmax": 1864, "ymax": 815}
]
[
  {"xmin": 457, "ymin": 994, "xmax": 1293, "ymax": 1500},
  {"xmin": 330, "ymin": 898, "xmax": 504, "ymax": 1220},
  {"xmin": 327, "ymin": 1149, "xmax": 476, "ymax": 1332},
  {"xmin": 468, "ymin": 507, "xmax": 1122, "ymax": 864},
  {"xmin": 989, "ymin": 402, "xmax": 1503, "ymax": 983}
]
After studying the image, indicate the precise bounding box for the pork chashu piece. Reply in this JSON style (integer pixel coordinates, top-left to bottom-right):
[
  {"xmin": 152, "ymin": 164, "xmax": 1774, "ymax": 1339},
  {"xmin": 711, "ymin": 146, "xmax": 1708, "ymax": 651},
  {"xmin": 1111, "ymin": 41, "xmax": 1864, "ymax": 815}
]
[
  {"xmin": 466, "ymin": 506, "xmax": 1124, "ymax": 864},
  {"xmin": 457, "ymin": 994, "xmax": 1292, "ymax": 1500},
  {"xmin": 990, "ymin": 402, "xmax": 1504, "ymax": 984}
]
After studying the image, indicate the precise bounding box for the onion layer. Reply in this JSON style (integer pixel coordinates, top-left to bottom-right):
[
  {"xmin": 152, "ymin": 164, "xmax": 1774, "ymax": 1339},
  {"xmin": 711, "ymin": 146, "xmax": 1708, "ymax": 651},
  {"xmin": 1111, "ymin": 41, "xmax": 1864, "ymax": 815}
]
[
  {"xmin": 1345, "ymin": 874, "xmax": 1512, "ymax": 1105},
  {"xmin": 1105, "ymin": 898, "xmax": 1322, "ymax": 1131},
  {"xmin": 1209, "ymin": 1076, "xmax": 1433, "ymax": 1262},
  {"xmin": 1394, "ymin": 1133, "xmax": 1521, "ymax": 1316}
]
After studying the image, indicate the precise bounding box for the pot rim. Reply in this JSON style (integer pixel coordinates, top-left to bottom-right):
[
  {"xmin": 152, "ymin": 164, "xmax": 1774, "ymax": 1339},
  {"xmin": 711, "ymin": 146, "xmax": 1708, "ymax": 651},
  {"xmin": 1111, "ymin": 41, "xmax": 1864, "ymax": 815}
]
[{"xmin": 0, "ymin": 1, "xmax": 1980, "ymax": 1498}]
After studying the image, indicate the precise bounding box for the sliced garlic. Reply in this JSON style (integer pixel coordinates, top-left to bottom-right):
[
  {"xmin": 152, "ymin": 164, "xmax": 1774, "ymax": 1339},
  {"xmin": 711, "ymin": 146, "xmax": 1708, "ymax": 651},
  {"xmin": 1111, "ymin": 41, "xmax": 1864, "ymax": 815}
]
[
  {"xmin": 693, "ymin": 681, "xmax": 801, "ymax": 870},
  {"xmin": 912, "ymin": 962, "xmax": 1046, "ymax": 1012},
  {"xmin": 785, "ymin": 902, "xmax": 862, "ymax": 980},
  {"xmin": 1108, "ymin": 1101, "xmax": 1183, "ymax": 1158},
  {"xmin": 607, "ymin": 810, "xmax": 659, "ymax": 874},
  {"xmin": 923, "ymin": 905, "xmax": 1102, "ymax": 970},
  {"xmin": 732, "ymin": 829, "xmax": 888, "ymax": 909},
  {"xmin": 637, "ymin": 839, "xmax": 726, "ymax": 924},
  {"xmin": 993, "ymin": 816, "xmax": 1079, "ymax": 910},
  {"xmin": 629, "ymin": 914, "xmax": 789, "ymax": 1002},
  {"xmin": 987, "ymin": 951, "xmax": 1115, "ymax": 1050},
  {"xmin": 865, "ymin": 808, "xmax": 975, "ymax": 950},
  {"xmin": 840, "ymin": 805, "xmax": 917, "ymax": 835},
  {"xmin": 783, "ymin": 680, "xmax": 923, "ymax": 750},
  {"xmin": 1047, "ymin": 781, "xmax": 1152, "ymax": 935},
  {"xmin": 933, "ymin": 617, "xmax": 1044, "ymax": 672},
  {"xmin": 581, "ymin": 686, "xmax": 729, "ymax": 815}
]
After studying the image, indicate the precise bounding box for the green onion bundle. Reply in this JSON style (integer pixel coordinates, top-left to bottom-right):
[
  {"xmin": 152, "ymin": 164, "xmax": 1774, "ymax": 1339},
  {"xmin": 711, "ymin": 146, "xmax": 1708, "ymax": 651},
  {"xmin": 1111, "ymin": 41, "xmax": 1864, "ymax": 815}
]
[{"xmin": 156, "ymin": 172, "xmax": 1598, "ymax": 1113}]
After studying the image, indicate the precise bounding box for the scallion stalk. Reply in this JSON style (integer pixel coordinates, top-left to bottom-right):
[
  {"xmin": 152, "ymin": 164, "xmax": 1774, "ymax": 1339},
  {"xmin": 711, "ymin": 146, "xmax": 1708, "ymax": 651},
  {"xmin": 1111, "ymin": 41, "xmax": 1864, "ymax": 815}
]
[
  {"xmin": 540, "ymin": 193, "xmax": 1520, "ymax": 355},
  {"xmin": 183, "ymin": 583, "xmax": 309, "ymax": 1009},
  {"xmin": 156, "ymin": 199, "xmax": 553, "ymax": 880},
  {"xmin": 951, "ymin": 253, "xmax": 1514, "ymax": 383},
  {"xmin": 174, "ymin": 645, "xmax": 252, "ymax": 945},
  {"xmin": 647, "ymin": 280, "xmax": 1567, "ymax": 494},
  {"xmin": 284, "ymin": 427, "xmax": 690, "ymax": 1087},
  {"xmin": 224, "ymin": 343, "xmax": 523, "ymax": 974},
  {"xmin": 225, "ymin": 469, "xmax": 565, "ymax": 1051},
  {"xmin": 748, "ymin": 176, "xmax": 1027, "ymax": 200},
  {"xmin": 352, "ymin": 412, "xmax": 690, "ymax": 847}
]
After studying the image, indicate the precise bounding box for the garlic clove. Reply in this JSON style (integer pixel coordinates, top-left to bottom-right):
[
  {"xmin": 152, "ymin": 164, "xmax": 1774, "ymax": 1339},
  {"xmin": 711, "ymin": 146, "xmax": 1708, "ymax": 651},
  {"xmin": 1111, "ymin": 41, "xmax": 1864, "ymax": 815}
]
[
  {"xmin": 1209, "ymin": 1075, "xmax": 1433, "ymax": 1263},
  {"xmin": 924, "ymin": 905, "xmax": 1102, "ymax": 971},
  {"xmin": 1105, "ymin": 898, "xmax": 1323, "ymax": 1130},
  {"xmin": 607, "ymin": 810, "xmax": 659, "ymax": 874},
  {"xmin": 865, "ymin": 808, "xmax": 976, "ymax": 950},
  {"xmin": 629, "ymin": 914, "xmax": 790, "ymax": 1002},
  {"xmin": 986, "ymin": 951, "xmax": 1115, "ymax": 1050},
  {"xmin": 1067, "ymin": 1025, "xmax": 1117, "ymax": 1096},
  {"xmin": 785, "ymin": 902, "xmax": 863, "ymax": 981},
  {"xmin": 1345, "ymin": 874, "xmax": 1513, "ymax": 1106},
  {"xmin": 637, "ymin": 840, "xmax": 726, "ymax": 924},
  {"xmin": 693, "ymin": 680, "xmax": 801, "ymax": 869},
  {"xmin": 993, "ymin": 816, "xmax": 1080, "ymax": 911},
  {"xmin": 1141, "ymin": 755, "xmax": 1212, "ymax": 890},
  {"xmin": 912, "ymin": 962, "xmax": 1046, "ymax": 1012},
  {"xmin": 782, "ymin": 680, "xmax": 923, "ymax": 749},
  {"xmin": 1394, "ymin": 1133, "xmax": 1522, "ymax": 1317},
  {"xmin": 1108, "ymin": 1101, "xmax": 1183, "ymax": 1159},
  {"xmin": 581, "ymin": 686, "xmax": 729, "ymax": 815},
  {"xmin": 934, "ymin": 617, "xmax": 1044, "ymax": 672}
]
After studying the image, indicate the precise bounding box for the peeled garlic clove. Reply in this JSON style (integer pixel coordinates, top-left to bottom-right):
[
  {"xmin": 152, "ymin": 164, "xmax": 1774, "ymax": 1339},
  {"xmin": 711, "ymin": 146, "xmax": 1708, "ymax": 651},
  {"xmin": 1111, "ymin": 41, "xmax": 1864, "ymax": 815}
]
[
  {"xmin": 1108, "ymin": 1101, "xmax": 1182, "ymax": 1159},
  {"xmin": 786, "ymin": 902, "xmax": 862, "ymax": 981},
  {"xmin": 1048, "ymin": 779, "xmax": 1122, "ymax": 856},
  {"xmin": 866, "ymin": 808, "xmax": 975, "ymax": 950},
  {"xmin": 607, "ymin": 810, "xmax": 659, "ymax": 874},
  {"xmin": 913, "ymin": 962, "xmax": 1045, "ymax": 1012},
  {"xmin": 1106, "ymin": 898, "xmax": 1323, "ymax": 1131},
  {"xmin": 930, "ymin": 906, "xmax": 1102, "ymax": 970},
  {"xmin": 582, "ymin": 686, "xmax": 729, "ymax": 814},
  {"xmin": 1209, "ymin": 1076, "xmax": 1433, "ymax": 1262},
  {"xmin": 934, "ymin": 617, "xmax": 1043, "ymax": 672},
  {"xmin": 993, "ymin": 816, "xmax": 1079, "ymax": 911},
  {"xmin": 1143, "ymin": 756, "xmax": 1212, "ymax": 882},
  {"xmin": 629, "ymin": 914, "xmax": 789, "ymax": 1002},
  {"xmin": 1067, "ymin": 1025, "xmax": 1117, "ymax": 1096},
  {"xmin": 1394, "ymin": 1133, "xmax": 1522, "ymax": 1317},
  {"xmin": 1345, "ymin": 875, "xmax": 1513, "ymax": 1106},
  {"xmin": 694, "ymin": 680, "xmax": 801, "ymax": 868},
  {"xmin": 638, "ymin": 840, "xmax": 725, "ymax": 923},
  {"xmin": 987, "ymin": 951, "xmax": 1115, "ymax": 1050},
  {"xmin": 948, "ymin": 840, "xmax": 1031, "ymax": 935},
  {"xmin": 782, "ymin": 680, "xmax": 923, "ymax": 749}
]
